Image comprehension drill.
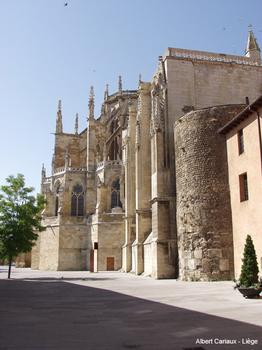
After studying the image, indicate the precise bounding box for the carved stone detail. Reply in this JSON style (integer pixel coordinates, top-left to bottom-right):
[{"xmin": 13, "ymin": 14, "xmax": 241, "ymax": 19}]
[
  {"xmin": 136, "ymin": 95, "xmax": 142, "ymax": 147},
  {"xmin": 150, "ymin": 72, "xmax": 166, "ymax": 136}
]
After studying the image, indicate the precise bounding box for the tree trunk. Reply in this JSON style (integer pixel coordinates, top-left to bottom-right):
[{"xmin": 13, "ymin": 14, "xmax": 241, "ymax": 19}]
[{"xmin": 8, "ymin": 256, "xmax": 12, "ymax": 279}]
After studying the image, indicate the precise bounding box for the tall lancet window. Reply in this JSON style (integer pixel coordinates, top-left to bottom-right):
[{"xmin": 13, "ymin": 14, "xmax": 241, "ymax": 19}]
[
  {"xmin": 71, "ymin": 184, "xmax": 84, "ymax": 216},
  {"xmin": 111, "ymin": 178, "xmax": 122, "ymax": 208},
  {"xmin": 108, "ymin": 135, "xmax": 122, "ymax": 160},
  {"xmin": 55, "ymin": 185, "xmax": 60, "ymax": 216}
]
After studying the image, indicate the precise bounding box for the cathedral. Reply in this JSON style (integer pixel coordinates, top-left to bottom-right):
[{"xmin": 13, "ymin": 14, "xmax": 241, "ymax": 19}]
[{"xmin": 31, "ymin": 30, "xmax": 262, "ymax": 281}]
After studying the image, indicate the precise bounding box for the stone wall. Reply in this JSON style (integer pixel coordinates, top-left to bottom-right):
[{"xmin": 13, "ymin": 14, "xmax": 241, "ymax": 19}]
[
  {"xmin": 31, "ymin": 237, "xmax": 41, "ymax": 269},
  {"xmin": 32, "ymin": 218, "xmax": 90, "ymax": 271},
  {"xmin": 58, "ymin": 220, "xmax": 90, "ymax": 270},
  {"xmin": 15, "ymin": 252, "xmax": 31, "ymax": 268},
  {"xmin": 38, "ymin": 225, "xmax": 60, "ymax": 271},
  {"xmin": 122, "ymin": 103, "xmax": 136, "ymax": 272},
  {"xmin": 165, "ymin": 56, "xmax": 262, "ymax": 126},
  {"xmin": 91, "ymin": 212, "xmax": 124, "ymax": 271},
  {"xmin": 133, "ymin": 82, "xmax": 152, "ymax": 274},
  {"xmin": 143, "ymin": 232, "xmax": 153, "ymax": 276},
  {"xmin": 54, "ymin": 131, "xmax": 87, "ymax": 169},
  {"xmin": 174, "ymin": 104, "xmax": 245, "ymax": 281}
]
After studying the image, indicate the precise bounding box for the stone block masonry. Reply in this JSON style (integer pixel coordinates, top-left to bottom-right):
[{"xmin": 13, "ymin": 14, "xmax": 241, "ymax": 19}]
[{"xmin": 174, "ymin": 105, "xmax": 245, "ymax": 281}]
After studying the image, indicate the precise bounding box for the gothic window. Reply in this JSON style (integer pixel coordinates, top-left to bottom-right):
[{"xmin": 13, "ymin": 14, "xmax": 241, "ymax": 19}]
[
  {"xmin": 71, "ymin": 184, "xmax": 85, "ymax": 216},
  {"xmin": 110, "ymin": 120, "xmax": 115, "ymax": 133},
  {"xmin": 108, "ymin": 135, "xmax": 122, "ymax": 160},
  {"xmin": 111, "ymin": 178, "xmax": 122, "ymax": 208},
  {"xmin": 110, "ymin": 118, "xmax": 119, "ymax": 133},
  {"xmin": 55, "ymin": 184, "xmax": 60, "ymax": 216}
]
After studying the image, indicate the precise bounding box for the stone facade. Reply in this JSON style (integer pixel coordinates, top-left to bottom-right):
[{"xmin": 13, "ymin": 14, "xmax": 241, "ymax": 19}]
[
  {"xmin": 32, "ymin": 30, "xmax": 262, "ymax": 280},
  {"xmin": 174, "ymin": 105, "xmax": 245, "ymax": 281}
]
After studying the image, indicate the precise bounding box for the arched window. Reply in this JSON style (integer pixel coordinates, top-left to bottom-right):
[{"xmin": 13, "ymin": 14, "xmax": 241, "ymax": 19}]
[
  {"xmin": 71, "ymin": 184, "xmax": 84, "ymax": 216},
  {"xmin": 55, "ymin": 184, "xmax": 60, "ymax": 216},
  {"xmin": 110, "ymin": 120, "xmax": 115, "ymax": 133},
  {"xmin": 108, "ymin": 135, "xmax": 122, "ymax": 160},
  {"xmin": 111, "ymin": 179, "xmax": 122, "ymax": 208}
]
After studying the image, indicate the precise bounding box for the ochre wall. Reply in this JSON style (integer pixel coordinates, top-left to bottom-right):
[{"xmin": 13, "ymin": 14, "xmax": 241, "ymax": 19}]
[{"xmin": 226, "ymin": 108, "xmax": 262, "ymax": 278}]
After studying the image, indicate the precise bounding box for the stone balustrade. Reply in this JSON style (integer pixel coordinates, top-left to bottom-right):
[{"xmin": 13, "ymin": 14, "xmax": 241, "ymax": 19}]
[
  {"xmin": 42, "ymin": 216, "xmax": 60, "ymax": 226},
  {"xmin": 96, "ymin": 160, "xmax": 123, "ymax": 171},
  {"xmin": 167, "ymin": 48, "xmax": 261, "ymax": 66},
  {"xmin": 52, "ymin": 166, "xmax": 87, "ymax": 175},
  {"xmin": 42, "ymin": 177, "xmax": 52, "ymax": 185}
]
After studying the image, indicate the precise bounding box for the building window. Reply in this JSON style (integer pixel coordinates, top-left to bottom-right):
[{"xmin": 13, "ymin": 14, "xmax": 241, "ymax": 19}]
[
  {"xmin": 239, "ymin": 173, "xmax": 249, "ymax": 202},
  {"xmin": 71, "ymin": 184, "xmax": 84, "ymax": 216},
  {"xmin": 111, "ymin": 178, "xmax": 122, "ymax": 208},
  {"xmin": 238, "ymin": 129, "xmax": 244, "ymax": 154},
  {"xmin": 108, "ymin": 136, "xmax": 122, "ymax": 160}
]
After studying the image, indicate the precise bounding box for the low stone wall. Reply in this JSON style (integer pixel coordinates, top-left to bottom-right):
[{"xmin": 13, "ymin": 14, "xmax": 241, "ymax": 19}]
[
  {"xmin": 143, "ymin": 232, "xmax": 153, "ymax": 276},
  {"xmin": 58, "ymin": 223, "xmax": 90, "ymax": 270},
  {"xmin": 91, "ymin": 213, "xmax": 124, "ymax": 271}
]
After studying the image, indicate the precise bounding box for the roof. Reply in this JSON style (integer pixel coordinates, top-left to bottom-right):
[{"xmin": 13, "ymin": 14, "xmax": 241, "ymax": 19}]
[
  {"xmin": 246, "ymin": 30, "xmax": 261, "ymax": 53},
  {"xmin": 218, "ymin": 95, "xmax": 262, "ymax": 134}
]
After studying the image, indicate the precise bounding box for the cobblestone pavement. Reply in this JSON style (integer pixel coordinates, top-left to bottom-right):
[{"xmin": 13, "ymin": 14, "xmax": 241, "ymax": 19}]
[{"xmin": 0, "ymin": 266, "xmax": 261, "ymax": 349}]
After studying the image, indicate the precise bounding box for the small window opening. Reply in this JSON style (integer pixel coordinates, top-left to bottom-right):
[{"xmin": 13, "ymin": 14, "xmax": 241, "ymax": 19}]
[
  {"xmin": 238, "ymin": 129, "xmax": 244, "ymax": 155},
  {"xmin": 239, "ymin": 173, "xmax": 249, "ymax": 202}
]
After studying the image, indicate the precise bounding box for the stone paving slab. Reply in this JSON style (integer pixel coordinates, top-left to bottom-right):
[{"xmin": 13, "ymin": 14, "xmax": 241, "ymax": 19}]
[{"xmin": 0, "ymin": 267, "xmax": 261, "ymax": 349}]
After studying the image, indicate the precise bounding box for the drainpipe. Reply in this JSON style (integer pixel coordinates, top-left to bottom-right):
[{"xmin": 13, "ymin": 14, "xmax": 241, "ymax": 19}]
[{"xmin": 249, "ymin": 107, "xmax": 262, "ymax": 174}]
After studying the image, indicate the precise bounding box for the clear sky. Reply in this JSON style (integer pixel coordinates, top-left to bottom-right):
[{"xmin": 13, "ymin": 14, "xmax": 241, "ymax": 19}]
[{"xmin": 0, "ymin": 0, "xmax": 261, "ymax": 192}]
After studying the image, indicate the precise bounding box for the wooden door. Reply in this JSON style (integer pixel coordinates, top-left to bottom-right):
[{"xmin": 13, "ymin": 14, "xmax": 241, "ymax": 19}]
[
  {"xmin": 90, "ymin": 250, "xmax": 94, "ymax": 272},
  {"xmin": 106, "ymin": 257, "xmax": 114, "ymax": 271}
]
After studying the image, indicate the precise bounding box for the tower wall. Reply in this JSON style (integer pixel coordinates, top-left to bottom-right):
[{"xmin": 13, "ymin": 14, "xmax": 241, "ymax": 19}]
[
  {"xmin": 174, "ymin": 104, "xmax": 244, "ymax": 281},
  {"xmin": 54, "ymin": 133, "xmax": 86, "ymax": 169},
  {"xmin": 165, "ymin": 52, "xmax": 262, "ymax": 127}
]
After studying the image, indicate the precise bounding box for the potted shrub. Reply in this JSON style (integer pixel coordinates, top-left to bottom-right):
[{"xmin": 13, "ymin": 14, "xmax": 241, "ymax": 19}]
[{"xmin": 235, "ymin": 235, "xmax": 262, "ymax": 299}]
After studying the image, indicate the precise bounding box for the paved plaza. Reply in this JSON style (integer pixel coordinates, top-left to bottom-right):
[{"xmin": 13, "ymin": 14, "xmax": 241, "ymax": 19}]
[{"xmin": 0, "ymin": 267, "xmax": 261, "ymax": 349}]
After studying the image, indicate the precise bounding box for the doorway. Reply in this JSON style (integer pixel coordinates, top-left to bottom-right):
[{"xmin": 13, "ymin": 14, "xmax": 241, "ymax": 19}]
[
  {"xmin": 106, "ymin": 257, "xmax": 115, "ymax": 271},
  {"xmin": 90, "ymin": 250, "xmax": 94, "ymax": 272}
]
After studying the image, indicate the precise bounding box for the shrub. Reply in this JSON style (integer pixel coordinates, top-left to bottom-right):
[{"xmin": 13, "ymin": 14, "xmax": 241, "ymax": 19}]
[{"xmin": 239, "ymin": 235, "xmax": 259, "ymax": 287}]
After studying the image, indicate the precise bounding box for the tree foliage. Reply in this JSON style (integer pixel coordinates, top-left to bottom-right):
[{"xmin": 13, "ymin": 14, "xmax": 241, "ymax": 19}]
[
  {"xmin": 239, "ymin": 235, "xmax": 259, "ymax": 287},
  {"xmin": 0, "ymin": 174, "xmax": 45, "ymax": 277}
]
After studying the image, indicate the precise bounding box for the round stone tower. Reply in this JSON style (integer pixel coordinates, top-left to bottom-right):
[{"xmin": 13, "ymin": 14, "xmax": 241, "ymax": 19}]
[{"xmin": 174, "ymin": 104, "xmax": 244, "ymax": 281}]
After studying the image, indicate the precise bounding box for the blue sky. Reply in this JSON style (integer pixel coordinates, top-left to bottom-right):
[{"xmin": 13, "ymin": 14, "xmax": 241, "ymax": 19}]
[{"xmin": 0, "ymin": 0, "xmax": 261, "ymax": 192}]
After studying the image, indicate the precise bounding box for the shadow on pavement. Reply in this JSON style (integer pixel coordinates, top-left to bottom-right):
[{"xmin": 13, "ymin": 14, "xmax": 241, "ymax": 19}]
[
  {"xmin": 8, "ymin": 277, "xmax": 116, "ymax": 282},
  {"xmin": 0, "ymin": 279, "xmax": 261, "ymax": 350}
]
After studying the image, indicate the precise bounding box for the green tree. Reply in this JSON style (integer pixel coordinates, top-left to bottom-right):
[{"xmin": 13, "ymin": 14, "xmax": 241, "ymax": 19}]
[
  {"xmin": 239, "ymin": 235, "xmax": 259, "ymax": 287},
  {"xmin": 0, "ymin": 174, "xmax": 45, "ymax": 278}
]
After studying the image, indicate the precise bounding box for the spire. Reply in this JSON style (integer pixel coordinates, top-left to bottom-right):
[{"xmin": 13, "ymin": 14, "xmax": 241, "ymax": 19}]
[
  {"xmin": 104, "ymin": 84, "xmax": 109, "ymax": 101},
  {"xmin": 75, "ymin": 113, "xmax": 79, "ymax": 134},
  {"xmin": 245, "ymin": 26, "xmax": 261, "ymax": 62},
  {"xmin": 56, "ymin": 99, "xmax": 63, "ymax": 133},
  {"xmin": 41, "ymin": 163, "xmax": 46, "ymax": 179},
  {"xmin": 88, "ymin": 86, "xmax": 94, "ymax": 120},
  {"xmin": 118, "ymin": 75, "xmax": 122, "ymax": 93},
  {"xmin": 138, "ymin": 73, "xmax": 142, "ymax": 87}
]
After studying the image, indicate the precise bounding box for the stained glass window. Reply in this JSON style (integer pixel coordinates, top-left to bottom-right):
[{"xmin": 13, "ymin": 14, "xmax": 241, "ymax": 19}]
[{"xmin": 71, "ymin": 184, "xmax": 85, "ymax": 216}]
